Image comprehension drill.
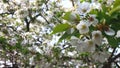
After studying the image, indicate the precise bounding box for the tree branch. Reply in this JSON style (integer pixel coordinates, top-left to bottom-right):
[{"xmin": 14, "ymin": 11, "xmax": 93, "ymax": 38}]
[
  {"xmin": 109, "ymin": 48, "xmax": 116, "ymax": 61},
  {"xmin": 112, "ymin": 53, "xmax": 120, "ymax": 62},
  {"xmin": 40, "ymin": 13, "xmax": 50, "ymax": 24},
  {"xmin": 0, "ymin": 12, "xmax": 14, "ymax": 16},
  {"xmin": 114, "ymin": 61, "xmax": 120, "ymax": 68},
  {"xmin": 24, "ymin": 17, "xmax": 30, "ymax": 31},
  {"xmin": 71, "ymin": 0, "xmax": 74, "ymax": 7},
  {"xmin": 102, "ymin": 52, "xmax": 120, "ymax": 68},
  {"xmin": 44, "ymin": 0, "xmax": 49, "ymax": 10}
]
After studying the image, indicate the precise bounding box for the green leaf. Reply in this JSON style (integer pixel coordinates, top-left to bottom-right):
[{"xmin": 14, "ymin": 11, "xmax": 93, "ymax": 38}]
[
  {"xmin": 80, "ymin": 52, "xmax": 90, "ymax": 57},
  {"xmin": 58, "ymin": 31, "xmax": 71, "ymax": 42},
  {"xmin": 111, "ymin": 23, "xmax": 120, "ymax": 32},
  {"xmin": 107, "ymin": 36, "xmax": 118, "ymax": 48},
  {"xmin": 52, "ymin": 47, "xmax": 61, "ymax": 58},
  {"xmin": 55, "ymin": 11, "xmax": 63, "ymax": 18},
  {"xmin": 51, "ymin": 23, "xmax": 71, "ymax": 34},
  {"xmin": 0, "ymin": 37, "xmax": 6, "ymax": 43},
  {"xmin": 62, "ymin": 12, "xmax": 80, "ymax": 23},
  {"xmin": 89, "ymin": 9, "xmax": 98, "ymax": 14},
  {"xmin": 109, "ymin": 6, "xmax": 120, "ymax": 15},
  {"xmin": 108, "ymin": 0, "xmax": 120, "ymax": 15},
  {"xmin": 16, "ymin": 42, "xmax": 22, "ymax": 49},
  {"xmin": 21, "ymin": 47, "xmax": 29, "ymax": 55},
  {"xmin": 113, "ymin": 0, "xmax": 120, "ymax": 8},
  {"xmin": 58, "ymin": 29, "xmax": 80, "ymax": 42},
  {"xmin": 71, "ymin": 29, "xmax": 80, "ymax": 38},
  {"xmin": 62, "ymin": 12, "xmax": 71, "ymax": 21},
  {"xmin": 96, "ymin": 10, "xmax": 110, "ymax": 23}
]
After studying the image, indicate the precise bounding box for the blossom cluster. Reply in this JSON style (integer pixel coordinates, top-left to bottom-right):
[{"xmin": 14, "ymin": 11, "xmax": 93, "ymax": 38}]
[{"xmin": 0, "ymin": 0, "xmax": 120, "ymax": 68}]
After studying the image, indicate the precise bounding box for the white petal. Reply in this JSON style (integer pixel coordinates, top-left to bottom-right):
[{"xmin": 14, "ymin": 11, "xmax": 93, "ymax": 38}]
[
  {"xmin": 69, "ymin": 12, "xmax": 77, "ymax": 21},
  {"xmin": 92, "ymin": 30, "xmax": 102, "ymax": 45},
  {"xmin": 105, "ymin": 28, "xmax": 115, "ymax": 36},
  {"xmin": 77, "ymin": 2, "xmax": 91, "ymax": 15},
  {"xmin": 84, "ymin": 39, "xmax": 95, "ymax": 52},
  {"xmin": 116, "ymin": 30, "xmax": 120, "ymax": 38},
  {"xmin": 76, "ymin": 21, "xmax": 89, "ymax": 34},
  {"xmin": 92, "ymin": 19, "xmax": 98, "ymax": 26}
]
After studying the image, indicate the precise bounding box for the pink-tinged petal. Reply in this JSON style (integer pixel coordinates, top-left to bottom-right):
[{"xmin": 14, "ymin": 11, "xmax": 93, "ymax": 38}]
[{"xmin": 105, "ymin": 28, "xmax": 115, "ymax": 36}]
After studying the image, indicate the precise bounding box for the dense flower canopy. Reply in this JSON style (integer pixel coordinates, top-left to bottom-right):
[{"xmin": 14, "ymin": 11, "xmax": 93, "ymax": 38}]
[{"xmin": 0, "ymin": 0, "xmax": 120, "ymax": 68}]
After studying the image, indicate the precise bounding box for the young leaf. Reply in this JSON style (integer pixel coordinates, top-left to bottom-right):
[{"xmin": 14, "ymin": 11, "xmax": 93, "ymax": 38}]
[
  {"xmin": 62, "ymin": 12, "xmax": 71, "ymax": 21},
  {"xmin": 109, "ymin": 6, "xmax": 120, "ymax": 15},
  {"xmin": 58, "ymin": 29, "xmax": 80, "ymax": 42},
  {"xmin": 113, "ymin": 0, "xmax": 120, "ymax": 8},
  {"xmin": 51, "ymin": 23, "xmax": 71, "ymax": 34},
  {"xmin": 58, "ymin": 31, "xmax": 71, "ymax": 42}
]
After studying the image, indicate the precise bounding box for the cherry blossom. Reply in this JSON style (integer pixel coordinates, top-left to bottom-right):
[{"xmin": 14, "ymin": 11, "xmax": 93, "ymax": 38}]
[
  {"xmin": 92, "ymin": 30, "xmax": 102, "ymax": 46},
  {"xmin": 77, "ymin": 2, "xmax": 91, "ymax": 15},
  {"xmin": 76, "ymin": 20, "xmax": 89, "ymax": 34}
]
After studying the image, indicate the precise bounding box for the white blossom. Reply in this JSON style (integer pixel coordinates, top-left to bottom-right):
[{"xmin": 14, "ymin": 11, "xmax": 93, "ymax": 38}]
[
  {"xmin": 29, "ymin": 45, "xmax": 44, "ymax": 54},
  {"xmin": 92, "ymin": 51, "xmax": 110, "ymax": 63},
  {"xmin": 87, "ymin": 15, "xmax": 98, "ymax": 26},
  {"xmin": 75, "ymin": 41, "xmax": 87, "ymax": 52},
  {"xmin": 69, "ymin": 11, "xmax": 78, "ymax": 22},
  {"xmin": 104, "ymin": 28, "xmax": 115, "ymax": 36},
  {"xmin": 70, "ymin": 38, "xmax": 85, "ymax": 52},
  {"xmin": 84, "ymin": 39, "xmax": 95, "ymax": 53},
  {"xmin": 116, "ymin": 30, "xmax": 120, "ymax": 38},
  {"xmin": 107, "ymin": 0, "xmax": 115, "ymax": 6},
  {"xmin": 70, "ymin": 38, "xmax": 95, "ymax": 53},
  {"xmin": 9, "ymin": 38, "xmax": 17, "ymax": 46},
  {"xmin": 0, "ymin": 0, "xmax": 119, "ymax": 67},
  {"xmin": 90, "ymin": 1, "xmax": 102, "ymax": 10},
  {"xmin": 77, "ymin": 2, "xmax": 91, "ymax": 15},
  {"xmin": 67, "ymin": 51, "xmax": 77, "ymax": 57},
  {"xmin": 76, "ymin": 21, "xmax": 89, "ymax": 34},
  {"xmin": 29, "ymin": 55, "xmax": 35, "ymax": 65},
  {"xmin": 15, "ymin": 8, "xmax": 28, "ymax": 18},
  {"xmin": 92, "ymin": 30, "xmax": 102, "ymax": 45}
]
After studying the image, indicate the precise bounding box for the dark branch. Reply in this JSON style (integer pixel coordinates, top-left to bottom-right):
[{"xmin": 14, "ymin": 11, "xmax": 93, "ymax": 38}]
[
  {"xmin": 44, "ymin": 0, "xmax": 49, "ymax": 10},
  {"xmin": 102, "ymin": 52, "xmax": 120, "ymax": 68},
  {"xmin": 32, "ymin": 13, "xmax": 41, "ymax": 21},
  {"xmin": 0, "ymin": 12, "xmax": 14, "ymax": 16},
  {"xmin": 112, "ymin": 53, "xmax": 120, "ymax": 62},
  {"xmin": 24, "ymin": 17, "xmax": 30, "ymax": 31},
  {"xmin": 71, "ymin": 0, "xmax": 74, "ymax": 7},
  {"xmin": 40, "ymin": 13, "xmax": 50, "ymax": 24},
  {"xmin": 54, "ymin": 15, "xmax": 62, "ymax": 24},
  {"xmin": 109, "ymin": 48, "xmax": 116, "ymax": 60},
  {"xmin": 114, "ymin": 61, "xmax": 120, "ymax": 68}
]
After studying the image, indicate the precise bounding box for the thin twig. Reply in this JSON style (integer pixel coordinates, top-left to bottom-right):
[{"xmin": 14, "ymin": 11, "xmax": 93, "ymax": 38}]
[
  {"xmin": 108, "ymin": 48, "xmax": 116, "ymax": 60},
  {"xmin": 114, "ymin": 61, "xmax": 120, "ymax": 68},
  {"xmin": 54, "ymin": 15, "xmax": 62, "ymax": 24},
  {"xmin": 24, "ymin": 17, "xmax": 30, "ymax": 31},
  {"xmin": 45, "ymin": 0, "xmax": 49, "ymax": 10},
  {"xmin": 40, "ymin": 13, "xmax": 50, "ymax": 24}
]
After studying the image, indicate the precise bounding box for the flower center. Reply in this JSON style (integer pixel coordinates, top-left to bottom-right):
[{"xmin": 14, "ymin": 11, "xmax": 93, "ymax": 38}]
[
  {"xmin": 88, "ymin": 40, "xmax": 93, "ymax": 46},
  {"xmin": 94, "ymin": 33, "xmax": 100, "ymax": 38},
  {"xmin": 81, "ymin": 24, "xmax": 87, "ymax": 29},
  {"xmin": 89, "ymin": 17, "xmax": 94, "ymax": 22},
  {"xmin": 82, "ymin": 9, "xmax": 87, "ymax": 13}
]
